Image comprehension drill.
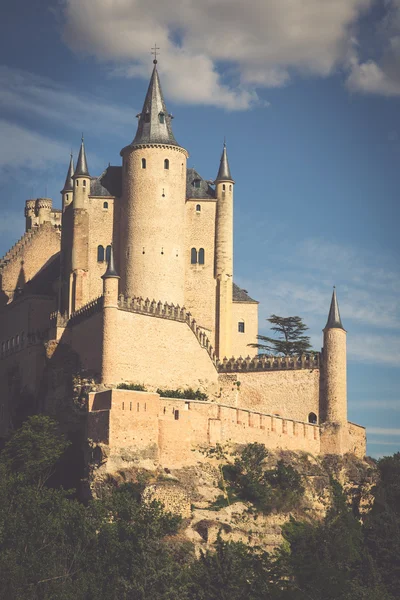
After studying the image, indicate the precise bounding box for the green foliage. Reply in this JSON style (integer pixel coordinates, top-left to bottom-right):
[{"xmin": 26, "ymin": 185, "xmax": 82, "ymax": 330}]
[
  {"xmin": 116, "ymin": 382, "xmax": 147, "ymax": 391},
  {"xmin": 225, "ymin": 444, "xmax": 304, "ymax": 514},
  {"xmin": 156, "ymin": 387, "xmax": 208, "ymax": 400},
  {"xmin": 249, "ymin": 314, "xmax": 312, "ymax": 356}
]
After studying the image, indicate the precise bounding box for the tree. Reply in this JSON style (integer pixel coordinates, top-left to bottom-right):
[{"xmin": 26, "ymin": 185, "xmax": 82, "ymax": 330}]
[{"xmin": 249, "ymin": 315, "xmax": 312, "ymax": 356}]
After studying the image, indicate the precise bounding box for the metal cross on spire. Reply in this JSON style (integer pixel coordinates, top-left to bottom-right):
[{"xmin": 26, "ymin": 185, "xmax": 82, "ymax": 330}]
[{"xmin": 151, "ymin": 44, "xmax": 160, "ymax": 64}]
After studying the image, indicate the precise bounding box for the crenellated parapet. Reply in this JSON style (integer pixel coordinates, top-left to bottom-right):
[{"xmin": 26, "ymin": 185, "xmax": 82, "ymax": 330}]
[
  {"xmin": 217, "ymin": 352, "xmax": 320, "ymax": 373},
  {"xmin": 67, "ymin": 295, "xmax": 104, "ymax": 326},
  {"xmin": 118, "ymin": 294, "xmax": 218, "ymax": 366}
]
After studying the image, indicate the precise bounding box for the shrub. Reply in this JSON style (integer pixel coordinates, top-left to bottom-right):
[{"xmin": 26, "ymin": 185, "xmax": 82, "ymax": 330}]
[
  {"xmin": 156, "ymin": 388, "xmax": 208, "ymax": 400},
  {"xmin": 117, "ymin": 383, "xmax": 147, "ymax": 391}
]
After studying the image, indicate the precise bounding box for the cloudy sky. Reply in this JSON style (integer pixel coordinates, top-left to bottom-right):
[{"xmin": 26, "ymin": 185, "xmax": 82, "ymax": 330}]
[{"xmin": 1, "ymin": 0, "xmax": 399, "ymax": 458}]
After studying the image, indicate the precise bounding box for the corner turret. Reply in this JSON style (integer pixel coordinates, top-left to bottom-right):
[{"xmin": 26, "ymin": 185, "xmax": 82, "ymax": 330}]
[
  {"xmin": 61, "ymin": 153, "xmax": 74, "ymax": 211},
  {"xmin": 73, "ymin": 137, "xmax": 90, "ymax": 209},
  {"xmin": 101, "ymin": 246, "xmax": 119, "ymax": 385}
]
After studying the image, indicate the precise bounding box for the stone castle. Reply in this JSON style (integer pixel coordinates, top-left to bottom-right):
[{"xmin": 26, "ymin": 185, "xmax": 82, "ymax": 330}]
[{"xmin": 0, "ymin": 60, "xmax": 366, "ymax": 467}]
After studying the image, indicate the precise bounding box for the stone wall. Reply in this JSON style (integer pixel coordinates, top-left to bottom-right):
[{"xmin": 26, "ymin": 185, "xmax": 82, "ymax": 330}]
[
  {"xmin": 66, "ymin": 309, "xmax": 103, "ymax": 375},
  {"xmin": 348, "ymin": 421, "xmax": 367, "ymax": 457},
  {"xmin": 231, "ymin": 301, "xmax": 258, "ymax": 358},
  {"xmin": 87, "ymin": 197, "xmax": 115, "ymax": 301},
  {"xmin": 217, "ymin": 369, "xmax": 321, "ymax": 423}
]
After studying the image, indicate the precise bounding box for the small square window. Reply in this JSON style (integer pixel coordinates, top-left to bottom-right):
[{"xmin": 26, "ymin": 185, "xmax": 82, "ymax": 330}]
[
  {"xmin": 194, "ymin": 179, "xmax": 201, "ymax": 188},
  {"xmin": 238, "ymin": 321, "xmax": 245, "ymax": 333}
]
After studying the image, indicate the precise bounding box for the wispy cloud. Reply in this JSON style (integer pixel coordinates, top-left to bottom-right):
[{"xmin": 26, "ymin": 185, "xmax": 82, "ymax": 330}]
[
  {"xmin": 368, "ymin": 427, "xmax": 400, "ymax": 436},
  {"xmin": 353, "ymin": 400, "xmax": 400, "ymax": 410},
  {"xmin": 60, "ymin": 0, "xmax": 374, "ymax": 109},
  {"xmin": 368, "ymin": 440, "xmax": 400, "ymax": 446},
  {"xmin": 0, "ymin": 66, "xmax": 134, "ymax": 136}
]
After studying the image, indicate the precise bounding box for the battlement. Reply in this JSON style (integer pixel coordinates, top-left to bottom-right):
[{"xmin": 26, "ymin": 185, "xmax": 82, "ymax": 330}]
[
  {"xmin": 67, "ymin": 295, "xmax": 104, "ymax": 326},
  {"xmin": 118, "ymin": 294, "xmax": 218, "ymax": 366},
  {"xmin": 217, "ymin": 352, "xmax": 320, "ymax": 373},
  {"xmin": 0, "ymin": 222, "xmax": 60, "ymax": 269}
]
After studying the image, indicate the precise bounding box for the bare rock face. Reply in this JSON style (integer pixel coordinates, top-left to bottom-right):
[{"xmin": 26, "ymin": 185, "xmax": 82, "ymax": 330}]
[{"xmin": 88, "ymin": 448, "xmax": 378, "ymax": 554}]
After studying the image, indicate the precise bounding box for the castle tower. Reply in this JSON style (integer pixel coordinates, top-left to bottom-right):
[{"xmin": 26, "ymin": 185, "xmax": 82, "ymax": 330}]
[
  {"xmin": 101, "ymin": 246, "xmax": 120, "ymax": 385},
  {"xmin": 70, "ymin": 138, "xmax": 90, "ymax": 313},
  {"xmin": 36, "ymin": 198, "xmax": 53, "ymax": 225},
  {"xmin": 119, "ymin": 60, "xmax": 189, "ymax": 304},
  {"xmin": 215, "ymin": 142, "xmax": 234, "ymax": 359},
  {"xmin": 61, "ymin": 153, "xmax": 74, "ymax": 211},
  {"xmin": 25, "ymin": 200, "xmax": 37, "ymax": 232}
]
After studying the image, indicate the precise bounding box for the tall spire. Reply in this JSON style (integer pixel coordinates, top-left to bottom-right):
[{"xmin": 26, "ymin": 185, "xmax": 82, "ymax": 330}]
[
  {"xmin": 325, "ymin": 287, "xmax": 345, "ymax": 330},
  {"xmin": 215, "ymin": 141, "xmax": 233, "ymax": 182},
  {"xmin": 131, "ymin": 62, "xmax": 179, "ymax": 147},
  {"xmin": 61, "ymin": 153, "xmax": 74, "ymax": 192},
  {"xmin": 102, "ymin": 245, "xmax": 119, "ymax": 279},
  {"xmin": 74, "ymin": 136, "xmax": 90, "ymax": 177}
]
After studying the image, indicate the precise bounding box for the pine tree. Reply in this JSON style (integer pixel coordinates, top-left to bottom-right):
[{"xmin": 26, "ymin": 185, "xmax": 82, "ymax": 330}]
[{"xmin": 249, "ymin": 315, "xmax": 312, "ymax": 356}]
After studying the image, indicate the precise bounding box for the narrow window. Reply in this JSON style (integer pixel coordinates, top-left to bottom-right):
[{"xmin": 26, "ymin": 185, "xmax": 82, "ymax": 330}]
[
  {"xmin": 238, "ymin": 320, "xmax": 245, "ymax": 333},
  {"xmin": 137, "ymin": 403, "xmax": 140, "ymax": 412},
  {"xmin": 194, "ymin": 179, "xmax": 200, "ymax": 188},
  {"xmin": 76, "ymin": 180, "xmax": 79, "ymax": 186},
  {"xmin": 83, "ymin": 180, "xmax": 86, "ymax": 187},
  {"xmin": 122, "ymin": 402, "xmax": 125, "ymax": 410},
  {"xmin": 159, "ymin": 112, "xmax": 165, "ymax": 124},
  {"xmin": 103, "ymin": 201, "xmax": 108, "ymax": 209},
  {"xmin": 164, "ymin": 158, "xmax": 169, "ymax": 170},
  {"xmin": 229, "ymin": 185, "xmax": 232, "ymax": 191},
  {"xmin": 191, "ymin": 248, "xmax": 198, "ymax": 264},
  {"xmin": 222, "ymin": 184, "xmax": 226, "ymax": 191},
  {"xmin": 144, "ymin": 403, "xmax": 147, "ymax": 412},
  {"xmin": 196, "ymin": 204, "xmax": 201, "ymax": 212},
  {"xmin": 97, "ymin": 245, "xmax": 105, "ymax": 262},
  {"xmin": 174, "ymin": 410, "xmax": 179, "ymax": 420},
  {"xmin": 66, "ymin": 194, "xmax": 69, "ymax": 202},
  {"xmin": 144, "ymin": 113, "xmax": 150, "ymax": 123},
  {"xmin": 198, "ymin": 248, "xmax": 205, "ymax": 265},
  {"xmin": 308, "ymin": 412, "xmax": 317, "ymax": 425},
  {"xmin": 130, "ymin": 402, "xmax": 132, "ymax": 411},
  {"xmin": 105, "ymin": 245, "xmax": 111, "ymax": 262},
  {"xmin": 141, "ymin": 158, "xmax": 146, "ymax": 169}
]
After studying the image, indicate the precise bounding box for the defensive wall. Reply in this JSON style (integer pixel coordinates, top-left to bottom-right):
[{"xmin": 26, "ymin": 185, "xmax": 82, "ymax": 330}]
[{"xmin": 87, "ymin": 389, "xmax": 365, "ymax": 469}]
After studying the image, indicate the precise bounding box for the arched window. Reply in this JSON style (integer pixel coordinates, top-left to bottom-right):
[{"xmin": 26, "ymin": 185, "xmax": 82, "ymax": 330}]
[
  {"xmin": 83, "ymin": 180, "xmax": 86, "ymax": 187},
  {"xmin": 66, "ymin": 194, "xmax": 69, "ymax": 202},
  {"xmin": 222, "ymin": 184, "xmax": 226, "ymax": 191},
  {"xmin": 76, "ymin": 180, "xmax": 79, "ymax": 186},
  {"xmin": 308, "ymin": 412, "xmax": 317, "ymax": 425},
  {"xmin": 229, "ymin": 185, "xmax": 232, "ymax": 191},
  {"xmin": 238, "ymin": 320, "xmax": 245, "ymax": 333},
  {"xmin": 159, "ymin": 112, "xmax": 165, "ymax": 124},
  {"xmin": 141, "ymin": 158, "xmax": 146, "ymax": 169},
  {"xmin": 103, "ymin": 201, "xmax": 108, "ymax": 209},
  {"xmin": 105, "ymin": 245, "xmax": 111, "ymax": 262},
  {"xmin": 198, "ymin": 248, "xmax": 205, "ymax": 265},
  {"xmin": 191, "ymin": 248, "xmax": 197, "ymax": 264},
  {"xmin": 164, "ymin": 158, "xmax": 169, "ymax": 170},
  {"xmin": 196, "ymin": 204, "xmax": 201, "ymax": 212},
  {"xmin": 97, "ymin": 245, "xmax": 105, "ymax": 262}
]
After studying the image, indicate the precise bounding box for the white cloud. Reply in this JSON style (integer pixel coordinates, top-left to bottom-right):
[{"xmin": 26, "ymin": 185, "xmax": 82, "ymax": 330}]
[
  {"xmin": 353, "ymin": 400, "xmax": 400, "ymax": 410},
  {"xmin": 368, "ymin": 427, "xmax": 400, "ymax": 436},
  {"xmin": 0, "ymin": 66, "xmax": 134, "ymax": 135},
  {"xmin": 347, "ymin": 57, "xmax": 400, "ymax": 96},
  {"xmin": 61, "ymin": 0, "xmax": 373, "ymax": 109},
  {"xmin": 348, "ymin": 333, "xmax": 400, "ymax": 367}
]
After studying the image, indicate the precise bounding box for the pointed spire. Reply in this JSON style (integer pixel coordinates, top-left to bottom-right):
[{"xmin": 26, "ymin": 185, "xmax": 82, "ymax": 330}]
[
  {"xmin": 131, "ymin": 62, "xmax": 180, "ymax": 147},
  {"xmin": 74, "ymin": 136, "xmax": 90, "ymax": 177},
  {"xmin": 102, "ymin": 245, "xmax": 119, "ymax": 279},
  {"xmin": 61, "ymin": 153, "xmax": 74, "ymax": 192},
  {"xmin": 325, "ymin": 287, "xmax": 345, "ymax": 330},
  {"xmin": 215, "ymin": 141, "xmax": 233, "ymax": 182}
]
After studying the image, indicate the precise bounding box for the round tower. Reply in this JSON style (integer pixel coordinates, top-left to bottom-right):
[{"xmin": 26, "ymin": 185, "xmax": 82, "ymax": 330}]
[
  {"xmin": 120, "ymin": 60, "xmax": 189, "ymax": 305},
  {"xmin": 61, "ymin": 153, "xmax": 74, "ymax": 211},
  {"xmin": 36, "ymin": 198, "xmax": 52, "ymax": 225},
  {"xmin": 322, "ymin": 288, "xmax": 347, "ymax": 425},
  {"xmin": 215, "ymin": 142, "xmax": 234, "ymax": 359},
  {"xmin": 73, "ymin": 137, "xmax": 90, "ymax": 210},
  {"xmin": 101, "ymin": 247, "xmax": 120, "ymax": 385},
  {"xmin": 25, "ymin": 199, "xmax": 37, "ymax": 231}
]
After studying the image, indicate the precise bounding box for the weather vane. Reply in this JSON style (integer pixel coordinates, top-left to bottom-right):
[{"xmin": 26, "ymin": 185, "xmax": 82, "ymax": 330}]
[{"xmin": 151, "ymin": 43, "xmax": 160, "ymax": 64}]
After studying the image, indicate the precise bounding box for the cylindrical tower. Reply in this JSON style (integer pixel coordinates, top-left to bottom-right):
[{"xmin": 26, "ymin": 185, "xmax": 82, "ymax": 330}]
[
  {"xmin": 215, "ymin": 143, "xmax": 234, "ymax": 359},
  {"xmin": 322, "ymin": 288, "xmax": 347, "ymax": 424},
  {"xmin": 36, "ymin": 198, "xmax": 52, "ymax": 225},
  {"xmin": 61, "ymin": 153, "xmax": 74, "ymax": 212},
  {"xmin": 120, "ymin": 61, "xmax": 188, "ymax": 305},
  {"xmin": 101, "ymin": 247, "xmax": 120, "ymax": 385},
  {"xmin": 25, "ymin": 199, "xmax": 37, "ymax": 231}
]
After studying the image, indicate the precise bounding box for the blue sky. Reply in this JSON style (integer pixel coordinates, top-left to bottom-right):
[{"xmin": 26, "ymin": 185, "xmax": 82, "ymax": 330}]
[{"xmin": 1, "ymin": 0, "xmax": 399, "ymax": 458}]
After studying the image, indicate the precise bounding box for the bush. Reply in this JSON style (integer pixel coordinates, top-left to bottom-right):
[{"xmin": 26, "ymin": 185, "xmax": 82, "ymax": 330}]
[
  {"xmin": 156, "ymin": 387, "xmax": 208, "ymax": 400},
  {"xmin": 117, "ymin": 383, "xmax": 147, "ymax": 391}
]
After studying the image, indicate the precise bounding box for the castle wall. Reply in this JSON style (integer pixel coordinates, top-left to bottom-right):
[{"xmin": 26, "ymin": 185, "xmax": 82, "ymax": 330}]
[
  {"xmin": 87, "ymin": 197, "xmax": 115, "ymax": 301},
  {"xmin": 0, "ymin": 223, "xmax": 61, "ymax": 304},
  {"xmin": 102, "ymin": 308, "xmax": 218, "ymax": 390},
  {"xmin": 66, "ymin": 309, "xmax": 103, "ymax": 375},
  {"xmin": 347, "ymin": 421, "xmax": 366, "ymax": 457},
  {"xmin": 217, "ymin": 369, "xmax": 321, "ymax": 424},
  {"xmin": 231, "ymin": 301, "xmax": 258, "ymax": 358},
  {"xmin": 184, "ymin": 198, "xmax": 217, "ymax": 344}
]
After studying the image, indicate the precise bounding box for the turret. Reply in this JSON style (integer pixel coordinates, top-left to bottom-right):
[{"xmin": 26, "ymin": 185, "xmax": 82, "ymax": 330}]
[
  {"xmin": 36, "ymin": 198, "xmax": 53, "ymax": 225},
  {"xmin": 61, "ymin": 153, "xmax": 74, "ymax": 211},
  {"xmin": 119, "ymin": 60, "xmax": 189, "ymax": 304},
  {"xmin": 73, "ymin": 137, "xmax": 90, "ymax": 209},
  {"xmin": 320, "ymin": 288, "xmax": 348, "ymax": 454},
  {"xmin": 101, "ymin": 246, "xmax": 120, "ymax": 385},
  {"xmin": 215, "ymin": 142, "xmax": 234, "ymax": 359},
  {"xmin": 25, "ymin": 200, "xmax": 37, "ymax": 231}
]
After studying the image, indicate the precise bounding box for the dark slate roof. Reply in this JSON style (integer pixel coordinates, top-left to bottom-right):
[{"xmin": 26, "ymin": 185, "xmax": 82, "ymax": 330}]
[
  {"xmin": 215, "ymin": 142, "xmax": 233, "ymax": 182},
  {"xmin": 61, "ymin": 154, "xmax": 74, "ymax": 192},
  {"xmin": 102, "ymin": 245, "xmax": 119, "ymax": 279},
  {"xmin": 90, "ymin": 167, "xmax": 122, "ymax": 198},
  {"xmin": 74, "ymin": 138, "xmax": 90, "ymax": 177},
  {"xmin": 127, "ymin": 63, "xmax": 181, "ymax": 148},
  {"xmin": 233, "ymin": 283, "xmax": 258, "ymax": 303},
  {"xmin": 186, "ymin": 168, "xmax": 216, "ymax": 199},
  {"xmin": 325, "ymin": 287, "xmax": 345, "ymax": 330}
]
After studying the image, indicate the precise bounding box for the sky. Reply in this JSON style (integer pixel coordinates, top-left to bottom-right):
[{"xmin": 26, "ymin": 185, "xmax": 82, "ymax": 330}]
[{"xmin": 1, "ymin": 0, "xmax": 399, "ymax": 459}]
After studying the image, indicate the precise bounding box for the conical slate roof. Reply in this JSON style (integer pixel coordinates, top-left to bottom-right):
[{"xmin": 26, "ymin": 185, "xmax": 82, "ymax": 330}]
[
  {"xmin": 102, "ymin": 245, "xmax": 119, "ymax": 279},
  {"xmin": 215, "ymin": 142, "xmax": 233, "ymax": 182},
  {"xmin": 131, "ymin": 62, "xmax": 180, "ymax": 147},
  {"xmin": 74, "ymin": 137, "xmax": 90, "ymax": 177},
  {"xmin": 61, "ymin": 154, "xmax": 74, "ymax": 192},
  {"xmin": 325, "ymin": 288, "xmax": 345, "ymax": 330}
]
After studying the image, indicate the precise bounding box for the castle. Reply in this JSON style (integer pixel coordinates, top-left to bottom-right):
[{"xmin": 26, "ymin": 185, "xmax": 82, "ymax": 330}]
[{"xmin": 0, "ymin": 60, "xmax": 366, "ymax": 466}]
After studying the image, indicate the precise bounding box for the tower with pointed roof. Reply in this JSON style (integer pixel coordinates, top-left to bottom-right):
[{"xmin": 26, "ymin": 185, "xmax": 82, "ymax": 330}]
[
  {"xmin": 61, "ymin": 153, "xmax": 74, "ymax": 211},
  {"xmin": 215, "ymin": 142, "xmax": 235, "ymax": 358},
  {"xmin": 321, "ymin": 287, "xmax": 348, "ymax": 452},
  {"xmin": 119, "ymin": 60, "xmax": 189, "ymax": 304}
]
